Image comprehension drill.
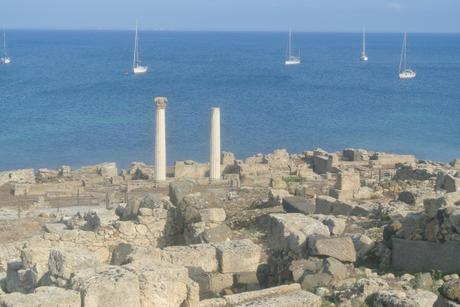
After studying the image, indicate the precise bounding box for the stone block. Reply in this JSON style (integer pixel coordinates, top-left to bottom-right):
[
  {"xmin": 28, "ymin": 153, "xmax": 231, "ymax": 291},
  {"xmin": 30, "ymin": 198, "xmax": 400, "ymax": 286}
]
[
  {"xmin": 215, "ymin": 239, "xmax": 261, "ymax": 273},
  {"xmin": 0, "ymin": 286, "xmax": 80, "ymax": 307},
  {"xmin": 224, "ymin": 283, "xmax": 321, "ymax": 307},
  {"xmin": 308, "ymin": 236, "xmax": 356, "ymax": 262},
  {"xmin": 199, "ymin": 208, "xmax": 226, "ymax": 223},
  {"xmin": 444, "ymin": 174, "xmax": 460, "ymax": 193},
  {"xmin": 392, "ymin": 238, "xmax": 460, "ymax": 273},
  {"xmin": 70, "ymin": 266, "xmax": 140, "ymax": 307},
  {"xmin": 315, "ymin": 196, "xmax": 336, "ymax": 215},
  {"xmin": 268, "ymin": 213, "xmax": 330, "ymax": 257},
  {"xmin": 161, "ymin": 244, "xmax": 218, "ymax": 273},
  {"xmin": 282, "ymin": 196, "xmax": 316, "ymax": 215},
  {"xmin": 48, "ymin": 246, "xmax": 101, "ymax": 280}
]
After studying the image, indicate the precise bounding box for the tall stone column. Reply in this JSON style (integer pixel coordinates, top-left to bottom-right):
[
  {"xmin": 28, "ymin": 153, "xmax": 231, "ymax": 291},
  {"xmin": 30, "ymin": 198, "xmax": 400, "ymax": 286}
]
[
  {"xmin": 210, "ymin": 107, "xmax": 221, "ymax": 181},
  {"xmin": 154, "ymin": 97, "xmax": 168, "ymax": 181}
]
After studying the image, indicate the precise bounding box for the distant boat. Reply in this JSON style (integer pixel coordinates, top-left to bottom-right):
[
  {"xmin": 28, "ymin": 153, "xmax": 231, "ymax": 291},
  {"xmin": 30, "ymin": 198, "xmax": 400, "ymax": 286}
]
[
  {"xmin": 1, "ymin": 29, "xmax": 11, "ymax": 65},
  {"xmin": 132, "ymin": 21, "xmax": 148, "ymax": 74},
  {"xmin": 360, "ymin": 28, "xmax": 368, "ymax": 62},
  {"xmin": 285, "ymin": 28, "xmax": 301, "ymax": 65},
  {"xmin": 399, "ymin": 32, "xmax": 416, "ymax": 79}
]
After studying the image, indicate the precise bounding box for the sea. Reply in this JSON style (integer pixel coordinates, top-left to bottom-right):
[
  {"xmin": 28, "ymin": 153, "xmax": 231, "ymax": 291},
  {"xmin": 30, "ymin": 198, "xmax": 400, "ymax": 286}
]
[{"xmin": 0, "ymin": 30, "xmax": 459, "ymax": 170}]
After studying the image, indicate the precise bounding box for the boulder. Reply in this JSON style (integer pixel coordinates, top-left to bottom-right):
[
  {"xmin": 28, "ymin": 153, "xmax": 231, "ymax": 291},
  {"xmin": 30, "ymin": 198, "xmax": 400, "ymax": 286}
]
[
  {"xmin": 371, "ymin": 289, "xmax": 437, "ymax": 307},
  {"xmin": 440, "ymin": 279, "xmax": 460, "ymax": 303},
  {"xmin": 215, "ymin": 239, "xmax": 261, "ymax": 273},
  {"xmin": 169, "ymin": 180, "xmax": 196, "ymax": 206},
  {"xmin": 308, "ymin": 236, "xmax": 356, "ymax": 263}
]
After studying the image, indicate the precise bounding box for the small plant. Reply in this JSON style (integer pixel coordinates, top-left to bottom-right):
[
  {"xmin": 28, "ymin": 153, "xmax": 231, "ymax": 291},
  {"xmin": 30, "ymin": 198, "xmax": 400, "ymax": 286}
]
[{"xmin": 282, "ymin": 176, "xmax": 306, "ymax": 184}]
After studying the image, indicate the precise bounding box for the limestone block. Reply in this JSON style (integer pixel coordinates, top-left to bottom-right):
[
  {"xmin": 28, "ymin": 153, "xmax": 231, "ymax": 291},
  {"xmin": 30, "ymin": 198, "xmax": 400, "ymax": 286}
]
[
  {"xmin": 124, "ymin": 261, "xmax": 199, "ymax": 307},
  {"xmin": 0, "ymin": 286, "xmax": 80, "ymax": 307},
  {"xmin": 313, "ymin": 155, "xmax": 333, "ymax": 174},
  {"xmin": 308, "ymin": 236, "xmax": 356, "ymax": 263},
  {"xmin": 199, "ymin": 208, "xmax": 226, "ymax": 223},
  {"xmin": 335, "ymin": 171, "xmax": 360, "ymax": 196},
  {"xmin": 202, "ymin": 224, "xmax": 232, "ymax": 243},
  {"xmin": 48, "ymin": 246, "xmax": 101, "ymax": 280},
  {"xmin": 392, "ymin": 238, "xmax": 460, "ymax": 273},
  {"xmin": 370, "ymin": 153, "xmax": 416, "ymax": 167},
  {"xmin": 174, "ymin": 161, "xmax": 209, "ymax": 178},
  {"xmin": 444, "ymin": 174, "xmax": 460, "ymax": 193},
  {"xmin": 268, "ymin": 213, "xmax": 330, "ymax": 257},
  {"xmin": 0, "ymin": 169, "xmax": 35, "ymax": 186},
  {"xmin": 268, "ymin": 188, "xmax": 290, "ymax": 204},
  {"xmin": 315, "ymin": 195, "xmax": 336, "ymax": 214},
  {"xmin": 190, "ymin": 271, "xmax": 233, "ymax": 296},
  {"xmin": 282, "ymin": 196, "xmax": 316, "ymax": 215},
  {"xmin": 161, "ymin": 244, "xmax": 218, "ymax": 273},
  {"xmin": 301, "ymin": 272, "xmax": 332, "ymax": 291},
  {"xmin": 70, "ymin": 266, "xmax": 141, "ymax": 307},
  {"xmin": 214, "ymin": 239, "xmax": 261, "ymax": 273},
  {"xmin": 224, "ymin": 283, "xmax": 321, "ymax": 307}
]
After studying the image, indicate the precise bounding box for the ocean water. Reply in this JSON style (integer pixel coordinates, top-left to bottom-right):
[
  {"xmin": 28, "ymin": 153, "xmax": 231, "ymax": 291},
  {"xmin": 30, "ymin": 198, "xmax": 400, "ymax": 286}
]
[{"xmin": 0, "ymin": 30, "xmax": 459, "ymax": 170}]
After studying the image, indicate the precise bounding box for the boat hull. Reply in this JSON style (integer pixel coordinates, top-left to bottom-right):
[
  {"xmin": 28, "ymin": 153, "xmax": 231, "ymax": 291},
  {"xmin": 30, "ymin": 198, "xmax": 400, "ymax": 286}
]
[
  {"xmin": 133, "ymin": 65, "xmax": 148, "ymax": 74},
  {"xmin": 399, "ymin": 69, "xmax": 416, "ymax": 79},
  {"xmin": 285, "ymin": 56, "xmax": 301, "ymax": 65},
  {"xmin": 1, "ymin": 57, "xmax": 11, "ymax": 64},
  {"xmin": 360, "ymin": 55, "xmax": 368, "ymax": 62}
]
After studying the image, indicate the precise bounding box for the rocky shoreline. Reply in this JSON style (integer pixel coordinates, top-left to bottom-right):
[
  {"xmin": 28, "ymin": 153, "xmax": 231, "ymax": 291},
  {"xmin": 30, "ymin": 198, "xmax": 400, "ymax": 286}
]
[{"xmin": 0, "ymin": 147, "xmax": 460, "ymax": 306}]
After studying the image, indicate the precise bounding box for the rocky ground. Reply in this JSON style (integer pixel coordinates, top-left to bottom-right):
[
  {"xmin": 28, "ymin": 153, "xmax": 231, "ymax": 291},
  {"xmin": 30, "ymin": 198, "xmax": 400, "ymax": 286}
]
[{"xmin": 0, "ymin": 148, "xmax": 460, "ymax": 306}]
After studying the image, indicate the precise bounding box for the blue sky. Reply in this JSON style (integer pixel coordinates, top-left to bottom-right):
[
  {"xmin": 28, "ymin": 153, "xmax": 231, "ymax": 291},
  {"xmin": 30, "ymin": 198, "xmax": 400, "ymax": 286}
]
[{"xmin": 2, "ymin": 0, "xmax": 459, "ymax": 32}]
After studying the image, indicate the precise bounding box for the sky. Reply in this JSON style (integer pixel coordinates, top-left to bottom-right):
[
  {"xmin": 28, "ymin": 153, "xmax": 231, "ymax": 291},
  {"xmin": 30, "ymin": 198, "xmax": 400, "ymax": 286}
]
[{"xmin": 1, "ymin": 0, "xmax": 459, "ymax": 33}]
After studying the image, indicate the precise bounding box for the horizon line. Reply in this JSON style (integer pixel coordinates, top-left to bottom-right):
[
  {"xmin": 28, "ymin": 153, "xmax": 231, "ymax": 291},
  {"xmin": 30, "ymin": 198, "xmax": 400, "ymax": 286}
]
[{"xmin": 4, "ymin": 28, "xmax": 460, "ymax": 34}]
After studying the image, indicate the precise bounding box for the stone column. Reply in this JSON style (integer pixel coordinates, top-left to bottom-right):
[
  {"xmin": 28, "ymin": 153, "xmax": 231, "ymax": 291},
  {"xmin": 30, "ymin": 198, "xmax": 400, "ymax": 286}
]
[
  {"xmin": 154, "ymin": 97, "xmax": 168, "ymax": 181},
  {"xmin": 210, "ymin": 107, "xmax": 221, "ymax": 181}
]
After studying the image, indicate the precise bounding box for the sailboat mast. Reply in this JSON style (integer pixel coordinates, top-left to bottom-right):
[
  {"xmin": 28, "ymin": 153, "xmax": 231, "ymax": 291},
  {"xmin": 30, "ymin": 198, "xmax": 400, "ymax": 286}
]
[
  {"xmin": 362, "ymin": 29, "xmax": 366, "ymax": 55},
  {"xmin": 133, "ymin": 21, "xmax": 138, "ymax": 69},
  {"xmin": 399, "ymin": 32, "xmax": 405, "ymax": 73},
  {"xmin": 288, "ymin": 28, "xmax": 292, "ymax": 58},
  {"xmin": 403, "ymin": 32, "xmax": 407, "ymax": 71},
  {"xmin": 3, "ymin": 30, "xmax": 6, "ymax": 55}
]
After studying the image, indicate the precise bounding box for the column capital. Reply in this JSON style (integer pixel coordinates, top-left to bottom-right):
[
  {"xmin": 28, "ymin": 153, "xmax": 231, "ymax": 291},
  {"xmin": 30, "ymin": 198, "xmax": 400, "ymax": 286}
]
[{"xmin": 154, "ymin": 97, "xmax": 168, "ymax": 109}]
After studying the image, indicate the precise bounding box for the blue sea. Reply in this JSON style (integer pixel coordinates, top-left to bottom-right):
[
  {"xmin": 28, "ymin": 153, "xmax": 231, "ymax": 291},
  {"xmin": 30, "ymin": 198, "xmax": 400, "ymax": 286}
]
[{"xmin": 0, "ymin": 30, "xmax": 459, "ymax": 170}]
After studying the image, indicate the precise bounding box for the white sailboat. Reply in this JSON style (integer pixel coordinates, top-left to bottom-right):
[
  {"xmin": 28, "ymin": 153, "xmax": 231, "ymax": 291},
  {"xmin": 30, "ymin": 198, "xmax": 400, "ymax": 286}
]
[
  {"xmin": 284, "ymin": 28, "xmax": 301, "ymax": 65},
  {"xmin": 1, "ymin": 29, "xmax": 11, "ymax": 65},
  {"xmin": 132, "ymin": 21, "xmax": 148, "ymax": 74},
  {"xmin": 399, "ymin": 32, "xmax": 416, "ymax": 79},
  {"xmin": 360, "ymin": 28, "xmax": 368, "ymax": 62}
]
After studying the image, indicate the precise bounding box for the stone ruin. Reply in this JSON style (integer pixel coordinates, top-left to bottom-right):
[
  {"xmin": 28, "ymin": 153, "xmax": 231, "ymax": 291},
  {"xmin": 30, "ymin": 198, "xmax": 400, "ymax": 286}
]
[{"xmin": 0, "ymin": 146, "xmax": 459, "ymax": 306}]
